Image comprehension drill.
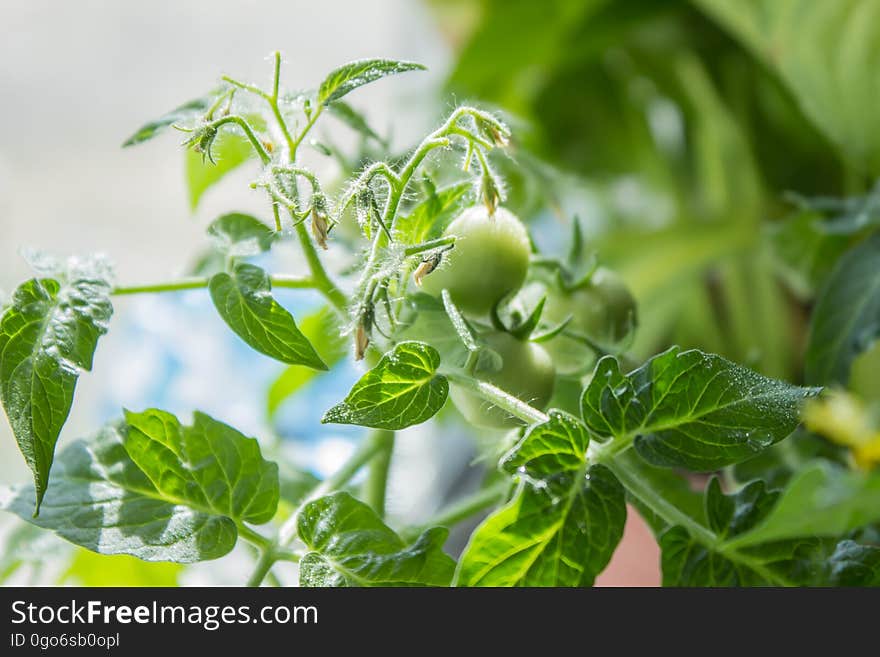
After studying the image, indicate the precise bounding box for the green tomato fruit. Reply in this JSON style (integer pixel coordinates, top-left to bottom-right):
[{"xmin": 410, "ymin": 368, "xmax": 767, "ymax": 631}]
[
  {"xmin": 450, "ymin": 331, "xmax": 555, "ymax": 429},
  {"xmin": 542, "ymin": 267, "xmax": 636, "ymax": 375},
  {"xmin": 849, "ymin": 340, "xmax": 880, "ymax": 403},
  {"xmin": 420, "ymin": 205, "xmax": 531, "ymax": 316}
]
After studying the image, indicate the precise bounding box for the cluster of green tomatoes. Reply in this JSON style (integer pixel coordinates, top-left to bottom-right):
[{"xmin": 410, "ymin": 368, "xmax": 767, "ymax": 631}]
[{"xmin": 411, "ymin": 203, "xmax": 638, "ymax": 430}]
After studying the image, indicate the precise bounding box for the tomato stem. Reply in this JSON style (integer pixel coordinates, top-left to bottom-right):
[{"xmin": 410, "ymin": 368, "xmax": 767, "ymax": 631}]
[
  {"xmin": 111, "ymin": 274, "xmax": 315, "ymax": 296},
  {"xmin": 364, "ymin": 429, "xmax": 395, "ymax": 518},
  {"xmin": 211, "ymin": 115, "xmax": 271, "ymax": 164},
  {"xmin": 401, "ymin": 480, "xmax": 509, "ymax": 541},
  {"xmin": 445, "ymin": 372, "xmax": 549, "ymax": 425}
]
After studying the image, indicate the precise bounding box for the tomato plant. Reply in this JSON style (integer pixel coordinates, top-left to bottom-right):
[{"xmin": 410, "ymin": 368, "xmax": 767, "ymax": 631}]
[{"xmin": 2, "ymin": 4, "xmax": 880, "ymax": 589}]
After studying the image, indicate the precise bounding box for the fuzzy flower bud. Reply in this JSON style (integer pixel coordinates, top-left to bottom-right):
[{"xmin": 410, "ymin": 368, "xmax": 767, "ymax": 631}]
[
  {"xmin": 310, "ymin": 193, "xmax": 330, "ymax": 250},
  {"xmin": 413, "ymin": 251, "xmax": 444, "ymax": 287}
]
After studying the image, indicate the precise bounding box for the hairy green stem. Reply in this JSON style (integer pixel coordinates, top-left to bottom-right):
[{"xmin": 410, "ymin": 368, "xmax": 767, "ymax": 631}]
[
  {"xmin": 237, "ymin": 524, "xmax": 273, "ymax": 551},
  {"xmin": 445, "ymin": 372, "xmax": 549, "ymax": 425},
  {"xmin": 293, "ymin": 221, "xmax": 347, "ymax": 311},
  {"xmin": 291, "ymin": 105, "xmax": 323, "ymax": 161},
  {"xmin": 603, "ymin": 454, "xmax": 716, "ymax": 546},
  {"xmin": 111, "ymin": 274, "xmax": 314, "ymax": 296},
  {"xmin": 275, "ymin": 431, "xmax": 389, "ymax": 546},
  {"xmin": 246, "ymin": 549, "xmax": 277, "ymax": 588},
  {"xmin": 112, "ymin": 278, "xmax": 210, "ymax": 295},
  {"xmin": 402, "ymin": 481, "xmax": 508, "ymax": 541},
  {"xmin": 403, "ymin": 236, "xmax": 455, "ymax": 257},
  {"xmin": 212, "ymin": 115, "xmax": 271, "ymax": 165},
  {"xmin": 268, "ymin": 52, "xmax": 296, "ymax": 156},
  {"xmin": 354, "ymin": 107, "xmax": 488, "ymax": 297},
  {"xmin": 246, "ymin": 432, "xmax": 388, "ymax": 587},
  {"xmin": 221, "ymin": 75, "xmax": 267, "ymax": 99},
  {"xmin": 364, "ymin": 430, "xmax": 395, "ymax": 518}
]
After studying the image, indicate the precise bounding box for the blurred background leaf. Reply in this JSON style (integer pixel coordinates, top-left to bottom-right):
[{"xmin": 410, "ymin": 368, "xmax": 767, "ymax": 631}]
[{"xmin": 433, "ymin": 0, "xmax": 880, "ymax": 381}]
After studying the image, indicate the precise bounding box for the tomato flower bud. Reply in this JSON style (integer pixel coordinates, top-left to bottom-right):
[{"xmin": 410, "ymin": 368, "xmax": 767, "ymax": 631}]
[
  {"xmin": 481, "ymin": 169, "xmax": 501, "ymax": 216},
  {"xmin": 354, "ymin": 306, "xmax": 373, "ymax": 361},
  {"xmin": 185, "ymin": 124, "xmax": 219, "ymax": 164},
  {"xmin": 310, "ymin": 193, "xmax": 331, "ymax": 250},
  {"xmin": 413, "ymin": 251, "xmax": 444, "ymax": 287},
  {"xmin": 474, "ymin": 113, "xmax": 510, "ymax": 149}
]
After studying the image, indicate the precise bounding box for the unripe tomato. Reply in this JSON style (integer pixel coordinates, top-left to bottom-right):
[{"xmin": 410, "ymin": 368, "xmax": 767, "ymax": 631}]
[
  {"xmin": 420, "ymin": 206, "xmax": 531, "ymax": 316},
  {"xmin": 541, "ymin": 267, "xmax": 636, "ymax": 375},
  {"xmin": 450, "ymin": 331, "xmax": 555, "ymax": 429}
]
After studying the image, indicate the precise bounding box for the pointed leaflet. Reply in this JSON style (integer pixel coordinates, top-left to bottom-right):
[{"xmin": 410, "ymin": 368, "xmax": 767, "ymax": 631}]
[
  {"xmin": 655, "ymin": 465, "xmax": 880, "ymax": 586},
  {"xmin": 327, "ymin": 101, "xmax": 383, "ymax": 143},
  {"xmin": 207, "ymin": 213, "xmax": 276, "ymax": 258},
  {"xmin": 2, "ymin": 409, "xmax": 278, "ymax": 562},
  {"xmin": 122, "ymin": 95, "xmax": 214, "ymax": 147},
  {"xmin": 122, "ymin": 409, "xmax": 279, "ymax": 525},
  {"xmin": 0, "ymin": 273, "xmax": 112, "ymax": 514},
  {"xmin": 721, "ymin": 462, "xmax": 880, "ymax": 549},
  {"xmin": 456, "ymin": 411, "xmax": 626, "ymax": 587},
  {"xmin": 660, "ymin": 477, "xmax": 824, "ymax": 586},
  {"xmin": 660, "ymin": 526, "xmax": 823, "ymax": 586},
  {"xmin": 317, "ymin": 59, "xmax": 426, "ymax": 106},
  {"xmin": 2, "ymin": 414, "xmax": 268, "ymax": 563},
  {"xmin": 581, "ymin": 346, "xmax": 819, "ymax": 471},
  {"xmin": 210, "ymin": 263, "xmax": 326, "ymax": 369},
  {"xmin": 805, "ymin": 231, "xmax": 880, "ymax": 386},
  {"xmin": 322, "ymin": 341, "xmax": 448, "ymax": 430},
  {"xmin": 267, "ymin": 306, "xmax": 347, "ymax": 419},
  {"xmin": 297, "ymin": 492, "xmax": 454, "ymax": 587}
]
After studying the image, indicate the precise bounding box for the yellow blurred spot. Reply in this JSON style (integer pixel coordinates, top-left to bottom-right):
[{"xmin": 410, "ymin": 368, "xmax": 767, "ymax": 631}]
[{"xmin": 803, "ymin": 391, "xmax": 880, "ymax": 470}]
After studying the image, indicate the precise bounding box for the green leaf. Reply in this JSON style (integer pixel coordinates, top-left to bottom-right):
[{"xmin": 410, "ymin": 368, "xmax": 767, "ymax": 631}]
[
  {"xmin": 186, "ymin": 132, "xmax": 255, "ymax": 210},
  {"xmin": 1, "ymin": 423, "xmax": 240, "ymax": 562},
  {"xmin": 322, "ymin": 341, "xmax": 448, "ymax": 430},
  {"xmin": 0, "ymin": 273, "xmax": 113, "ymax": 514},
  {"xmin": 828, "ymin": 540, "xmax": 880, "ymax": 586},
  {"xmin": 297, "ymin": 492, "xmax": 454, "ymax": 587},
  {"xmin": 660, "ymin": 476, "xmax": 824, "ymax": 586},
  {"xmin": 317, "ymin": 59, "xmax": 426, "ymax": 105},
  {"xmin": 327, "ymin": 101, "xmax": 383, "ymax": 143},
  {"xmin": 769, "ymin": 209, "xmax": 853, "ymax": 297},
  {"xmin": 396, "ymin": 181, "xmax": 472, "ymax": 245},
  {"xmin": 267, "ymin": 306, "xmax": 347, "ymax": 419},
  {"xmin": 704, "ymin": 477, "xmax": 779, "ymax": 540},
  {"xmin": 723, "ymin": 462, "xmax": 880, "ymax": 549},
  {"xmin": 805, "ymin": 231, "xmax": 880, "ymax": 386},
  {"xmin": 207, "ymin": 213, "xmax": 276, "ymax": 258},
  {"xmin": 501, "ymin": 409, "xmax": 591, "ymax": 478},
  {"xmin": 122, "ymin": 408, "xmax": 279, "ymax": 525},
  {"xmin": 456, "ymin": 411, "xmax": 626, "ymax": 587},
  {"xmin": 581, "ymin": 346, "xmax": 819, "ymax": 471},
  {"xmin": 696, "ymin": 0, "xmax": 880, "ymax": 173},
  {"xmin": 659, "ymin": 525, "xmax": 821, "ymax": 586},
  {"xmin": 456, "ymin": 467, "xmax": 626, "ymax": 587},
  {"xmin": 209, "ymin": 263, "xmax": 326, "ymax": 369},
  {"xmin": 122, "ymin": 96, "xmax": 212, "ymax": 147}
]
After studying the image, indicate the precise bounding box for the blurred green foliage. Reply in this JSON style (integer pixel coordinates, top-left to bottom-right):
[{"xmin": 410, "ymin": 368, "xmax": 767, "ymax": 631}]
[{"xmin": 435, "ymin": 0, "xmax": 880, "ymax": 381}]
